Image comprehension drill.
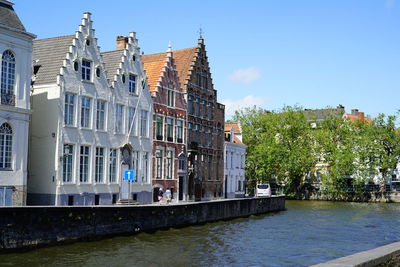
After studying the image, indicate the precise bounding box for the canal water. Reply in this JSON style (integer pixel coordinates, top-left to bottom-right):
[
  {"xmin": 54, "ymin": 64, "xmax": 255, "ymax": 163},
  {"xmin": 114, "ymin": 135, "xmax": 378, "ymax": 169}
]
[{"xmin": 1, "ymin": 200, "xmax": 400, "ymax": 266}]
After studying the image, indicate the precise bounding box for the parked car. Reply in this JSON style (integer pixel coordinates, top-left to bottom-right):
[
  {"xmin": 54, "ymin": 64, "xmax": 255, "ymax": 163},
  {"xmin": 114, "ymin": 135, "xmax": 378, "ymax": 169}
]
[{"xmin": 255, "ymin": 184, "xmax": 271, "ymax": 197}]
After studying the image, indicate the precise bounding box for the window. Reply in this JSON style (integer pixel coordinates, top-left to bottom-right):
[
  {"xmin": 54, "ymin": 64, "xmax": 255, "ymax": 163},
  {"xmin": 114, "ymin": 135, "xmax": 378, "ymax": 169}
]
[
  {"xmin": 167, "ymin": 89, "xmax": 175, "ymax": 107},
  {"xmin": 81, "ymin": 59, "xmax": 91, "ymax": 81},
  {"xmin": 133, "ymin": 151, "xmax": 139, "ymax": 182},
  {"xmin": 194, "ymin": 124, "xmax": 199, "ymax": 142},
  {"xmin": 203, "ymin": 76, "xmax": 208, "ymax": 89},
  {"xmin": 156, "ymin": 149, "xmax": 163, "ymax": 179},
  {"xmin": 96, "ymin": 67, "xmax": 100, "ymax": 77},
  {"xmin": 127, "ymin": 107, "xmax": 135, "ymax": 135},
  {"xmin": 202, "ymin": 99, "xmax": 207, "ymax": 118},
  {"xmin": 208, "ymin": 102, "xmax": 213, "ymax": 120},
  {"xmin": 225, "ymin": 152, "xmax": 228, "ymax": 169},
  {"xmin": 79, "ymin": 146, "xmax": 90, "ymax": 183},
  {"xmin": 62, "ymin": 144, "xmax": 73, "ymax": 182},
  {"xmin": 176, "ymin": 120, "xmax": 183, "ymax": 143},
  {"xmin": 80, "ymin": 97, "xmax": 91, "ymax": 128},
  {"xmin": 74, "ymin": 61, "xmax": 79, "ymax": 71},
  {"xmin": 129, "ymin": 74, "xmax": 136, "ymax": 94},
  {"xmin": 188, "ymin": 95, "xmax": 193, "ymax": 115},
  {"xmin": 122, "ymin": 74, "xmax": 126, "ymax": 84},
  {"xmin": 208, "ymin": 155, "xmax": 212, "ymax": 180},
  {"xmin": 1, "ymin": 51, "xmax": 15, "ymax": 105},
  {"xmin": 64, "ymin": 94, "xmax": 75, "ymax": 126},
  {"xmin": 96, "ymin": 100, "xmax": 105, "ymax": 130},
  {"xmin": 140, "ymin": 110, "xmax": 148, "ymax": 137},
  {"xmin": 238, "ymin": 180, "xmax": 241, "ymax": 191},
  {"xmin": 196, "ymin": 73, "xmax": 201, "ymax": 87},
  {"xmin": 95, "ymin": 147, "xmax": 104, "ymax": 183},
  {"xmin": 208, "ymin": 128, "xmax": 212, "ymax": 147},
  {"xmin": 202, "ymin": 126, "xmax": 207, "ymax": 146},
  {"xmin": 216, "ymin": 156, "xmax": 220, "ymax": 181},
  {"xmin": 156, "ymin": 115, "xmax": 163, "ymax": 140},
  {"xmin": 0, "ymin": 123, "xmax": 12, "ymax": 170},
  {"xmin": 167, "ymin": 118, "xmax": 173, "ymax": 142},
  {"xmin": 109, "ymin": 149, "xmax": 117, "ymax": 183},
  {"xmin": 115, "ymin": 104, "xmax": 123, "ymax": 133},
  {"xmin": 142, "ymin": 152, "xmax": 149, "ymax": 183},
  {"xmin": 188, "ymin": 122, "xmax": 192, "ymax": 143},
  {"xmin": 194, "ymin": 97, "xmax": 200, "ymax": 116},
  {"xmin": 166, "ymin": 150, "xmax": 173, "ymax": 179},
  {"xmin": 231, "ymin": 152, "xmax": 234, "ymax": 169},
  {"xmin": 178, "ymin": 156, "xmax": 185, "ymax": 170}
]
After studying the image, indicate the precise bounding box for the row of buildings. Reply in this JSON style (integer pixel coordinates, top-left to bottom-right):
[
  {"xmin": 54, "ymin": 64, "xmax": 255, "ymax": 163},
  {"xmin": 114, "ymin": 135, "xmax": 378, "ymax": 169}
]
[{"xmin": 0, "ymin": 1, "xmax": 246, "ymax": 206}]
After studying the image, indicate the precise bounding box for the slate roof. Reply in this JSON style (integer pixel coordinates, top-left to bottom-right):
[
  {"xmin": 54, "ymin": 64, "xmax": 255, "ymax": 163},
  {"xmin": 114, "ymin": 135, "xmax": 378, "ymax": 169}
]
[
  {"xmin": 101, "ymin": 50, "xmax": 124, "ymax": 82},
  {"xmin": 143, "ymin": 47, "xmax": 197, "ymax": 89},
  {"xmin": 141, "ymin": 53, "xmax": 165, "ymax": 92},
  {"xmin": 303, "ymin": 107, "xmax": 345, "ymax": 121},
  {"xmin": 0, "ymin": 1, "xmax": 26, "ymax": 32},
  {"xmin": 32, "ymin": 35, "xmax": 74, "ymax": 85}
]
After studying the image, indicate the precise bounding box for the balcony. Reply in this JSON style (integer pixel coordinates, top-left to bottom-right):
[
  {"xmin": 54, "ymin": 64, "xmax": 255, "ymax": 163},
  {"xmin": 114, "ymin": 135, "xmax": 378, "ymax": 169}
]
[{"xmin": 1, "ymin": 93, "xmax": 15, "ymax": 106}]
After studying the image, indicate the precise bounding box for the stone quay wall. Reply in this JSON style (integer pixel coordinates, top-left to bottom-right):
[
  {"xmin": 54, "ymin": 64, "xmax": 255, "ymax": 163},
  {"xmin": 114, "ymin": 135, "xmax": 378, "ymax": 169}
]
[
  {"xmin": 0, "ymin": 196, "xmax": 285, "ymax": 251},
  {"xmin": 312, "ymin": 241, "xmax": 400, "ymax": 267}
]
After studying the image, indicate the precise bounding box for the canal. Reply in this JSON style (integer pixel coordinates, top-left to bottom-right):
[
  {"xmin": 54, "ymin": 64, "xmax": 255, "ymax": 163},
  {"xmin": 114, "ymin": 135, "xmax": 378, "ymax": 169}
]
[{"xmin": 1, "ymin": 200, "xmax": 400, "ymax": 266}]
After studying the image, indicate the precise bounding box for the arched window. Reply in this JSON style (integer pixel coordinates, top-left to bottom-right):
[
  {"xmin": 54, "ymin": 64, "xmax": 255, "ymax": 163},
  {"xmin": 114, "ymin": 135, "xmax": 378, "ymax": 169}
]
[
  {"xmin": 1, "ymin": 51, "xmax": 16, "ymax": 105},
  {"xmin": 0, "ymin": 123, "xmax": 12, "ymax": 169}
]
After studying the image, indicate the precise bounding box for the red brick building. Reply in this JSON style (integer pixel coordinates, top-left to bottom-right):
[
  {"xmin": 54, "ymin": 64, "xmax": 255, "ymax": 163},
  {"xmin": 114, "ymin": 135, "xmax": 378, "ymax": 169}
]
[
  {"xmin": 173, "ymin": 38, "xmax": 225, "ymax": 201},
  {"xmin": 142, "ymin": 45, "xmax": 188, "ymax": 202}
]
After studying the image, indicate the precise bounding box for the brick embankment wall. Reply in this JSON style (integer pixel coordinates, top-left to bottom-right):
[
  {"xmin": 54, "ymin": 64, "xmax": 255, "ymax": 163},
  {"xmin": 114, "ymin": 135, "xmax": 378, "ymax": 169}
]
[{"xmin": 0, "ymin": 196, "xmax": 285, "ymax": 251}]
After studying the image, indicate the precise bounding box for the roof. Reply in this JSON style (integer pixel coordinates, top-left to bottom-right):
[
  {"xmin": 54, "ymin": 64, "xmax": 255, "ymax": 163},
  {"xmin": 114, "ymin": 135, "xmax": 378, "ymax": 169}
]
[
  {"xmin": 303, "ymin": 107, "xmax": 344, "ymax": 121},
  {"xmin": 33, "ymin": 35, "xmax": 74, "ymax": 85},
  {"xmin": 343, "ymin": 113, "xmax": 373, "ymax": 124},
  {"xmin": 101, "ymin": 50, "xmax": 124, "ymax": 82},
  {"xmin": 233, "ymin": 136, "xmax": 243, "ymax": 145},
  {"xmin": 141, "ymin": 53, "xmax": 165, "ymax": 92},
  {"xmin": 225, "ymin": 122, "xmax": 241, "ymax": 134},
  {"xmin": 0, "ymin": 1, "xmax": 26, "ymax": 32},
  {"xmin": 142, "ymin": 47, "xmax": 197, "ymax": 89}
]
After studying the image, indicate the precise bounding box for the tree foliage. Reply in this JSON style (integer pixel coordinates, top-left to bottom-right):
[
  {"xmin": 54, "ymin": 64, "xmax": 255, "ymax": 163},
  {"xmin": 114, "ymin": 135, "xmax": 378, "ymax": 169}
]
[{"xmin": 235, "ymin": 106, "xmax": 400, "ymax": 196}]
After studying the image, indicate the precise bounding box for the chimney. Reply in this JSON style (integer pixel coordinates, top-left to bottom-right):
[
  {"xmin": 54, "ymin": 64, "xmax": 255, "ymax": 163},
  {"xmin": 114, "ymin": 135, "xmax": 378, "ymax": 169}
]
[
  {"xmin": 116, "ymin": 36, "xmax": 128, "ymax": 50},
  {"xmin": 359, "ymin": 112, "xmax": 365, "ymax": 121},
  {"xmin": 351, "ymin": 109, "xmax": 359, "ymax": 115}
]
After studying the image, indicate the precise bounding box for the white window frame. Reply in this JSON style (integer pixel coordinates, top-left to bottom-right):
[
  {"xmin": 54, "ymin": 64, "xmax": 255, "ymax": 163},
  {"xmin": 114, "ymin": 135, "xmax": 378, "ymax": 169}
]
[
  {"xmin": 80, "ymin": 97, "xmax": 91, "ymax": 128},
  {"xmin": 81, "ymin": 59, "xmax": 92, "ymax": 81},
  {"xmin": 95, "ymin": 147, "xmax": 105, "ymax": 183},
  {"xmin": 115, "ymin": 104, "xmax": 124, "ymax": 133},
  {"xmin": 64, "ymin": 93, "xmax": 75, "ymax": 126},
  {"xmin": 96, "ymin": 100, "xmax": 106, "ymax": 131},
  {"xmin": 128, "ymin": 74, "xmax": 136, "ymax": 94},
  {"xmin": 79, "ymin": 145, "xmax": 90, "ymax": 183},
  {"xmin": 62, "ymin": 144, "xmax": 73, "ymax": 183}
]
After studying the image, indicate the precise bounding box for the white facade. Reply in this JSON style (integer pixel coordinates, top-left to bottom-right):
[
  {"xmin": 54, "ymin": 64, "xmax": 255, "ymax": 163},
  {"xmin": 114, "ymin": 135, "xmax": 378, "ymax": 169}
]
[
  {"xmin": 224, "ymin": 125, "xmax": 246, "ymax": 198},
  {"xmin": 0, "ymin": 0, "xmax": 35, "ymax": 206},
  {"xmin": 28, "ymin": 13, "xmax": 153, "ymax": 205}
]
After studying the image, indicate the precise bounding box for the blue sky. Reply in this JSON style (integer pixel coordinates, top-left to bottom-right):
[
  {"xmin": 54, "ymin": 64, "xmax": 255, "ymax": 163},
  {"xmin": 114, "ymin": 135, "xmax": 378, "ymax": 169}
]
[{"xmin": 15, "ymin": 0, "xmax": 400, "ymax": 119}]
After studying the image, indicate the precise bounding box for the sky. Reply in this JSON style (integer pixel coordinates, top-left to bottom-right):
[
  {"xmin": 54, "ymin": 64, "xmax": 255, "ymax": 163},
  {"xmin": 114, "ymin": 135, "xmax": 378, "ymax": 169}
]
[{"xmin": 14, "ymin": 0, "xmax": 400, "ymax": 119}]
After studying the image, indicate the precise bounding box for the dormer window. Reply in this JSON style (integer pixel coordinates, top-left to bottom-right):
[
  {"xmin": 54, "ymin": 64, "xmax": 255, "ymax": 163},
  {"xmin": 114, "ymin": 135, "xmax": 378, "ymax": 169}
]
[
  {"xmin": 81, "ymin": 59, "xmax": 91, "ymax": 81},
  {"xmin": 128, "ymin": 74, "xmax": 136, "ymax": 94}
]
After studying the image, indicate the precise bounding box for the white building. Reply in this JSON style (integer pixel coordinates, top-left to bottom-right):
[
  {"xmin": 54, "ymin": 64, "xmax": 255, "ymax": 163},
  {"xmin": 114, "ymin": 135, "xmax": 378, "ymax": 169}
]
[
  {"xmin": 224, "ymin": 123, "xmax": 246, "ymax": 198},
  {"xmin": 28, "ymin": 13, "xmax": 153, "ymax": 205},
  {"xmin": 0, "ymin": 0, "xmax": 35, "ymax": 206}
]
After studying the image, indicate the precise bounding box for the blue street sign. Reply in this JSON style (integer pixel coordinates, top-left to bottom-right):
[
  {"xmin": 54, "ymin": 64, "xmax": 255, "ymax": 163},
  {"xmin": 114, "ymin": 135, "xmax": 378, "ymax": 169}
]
[{"xmin": 124, "ymin": 170, "xmax": 135, "ymax": 181}]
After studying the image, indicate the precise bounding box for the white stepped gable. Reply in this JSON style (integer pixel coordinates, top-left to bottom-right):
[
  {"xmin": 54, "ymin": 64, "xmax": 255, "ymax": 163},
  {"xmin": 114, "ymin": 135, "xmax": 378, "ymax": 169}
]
[{"xmin": 58, "ymin": 12, "xmax": 108, "ymax": 87}]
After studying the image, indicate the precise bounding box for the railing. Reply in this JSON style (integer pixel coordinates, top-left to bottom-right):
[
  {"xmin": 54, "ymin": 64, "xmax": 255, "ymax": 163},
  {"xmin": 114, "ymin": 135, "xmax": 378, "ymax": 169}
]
[{"xmin": 1, "ymin": 93, "xmax": 15, "ymax": 106}]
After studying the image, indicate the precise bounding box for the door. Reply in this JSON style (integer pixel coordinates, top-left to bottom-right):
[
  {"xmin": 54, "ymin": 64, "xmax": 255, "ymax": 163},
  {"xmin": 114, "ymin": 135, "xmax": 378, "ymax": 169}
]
[
  {"xmin": 120, "ymin": 164, "xmax": 130, "ymax": 200},
  {"xmin": 0, "ymin": 187, "xmax": 12, "ymax": 206},
  {"xmin": 179, "ymin": 176, "xmax": 184, "ymax": 200}
]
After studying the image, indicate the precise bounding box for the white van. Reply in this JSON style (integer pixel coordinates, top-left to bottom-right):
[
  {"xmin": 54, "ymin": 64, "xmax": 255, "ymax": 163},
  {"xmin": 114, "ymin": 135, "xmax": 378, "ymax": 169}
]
[{"xmin": 255, "ymin": 184, "xmax": 271, "ymax": 197}]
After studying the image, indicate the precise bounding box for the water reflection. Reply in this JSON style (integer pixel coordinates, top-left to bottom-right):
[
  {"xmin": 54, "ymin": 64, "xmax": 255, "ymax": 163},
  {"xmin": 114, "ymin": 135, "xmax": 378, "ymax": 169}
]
[{"xmin": 1, "ymin": 201, "xmax": 400, "ymax": 266}]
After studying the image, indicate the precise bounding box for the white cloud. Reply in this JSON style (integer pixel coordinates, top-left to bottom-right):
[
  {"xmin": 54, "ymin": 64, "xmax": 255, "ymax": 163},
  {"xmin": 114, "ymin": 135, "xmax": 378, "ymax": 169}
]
[
  {"xmin": 222, "ymin": 95, "xmax": 270, "ymax": 118},
  {"xmin": 228, "ymin": 66, "xmax": 261, "ymax": 83},
  {"xmin": 385, "ymin": 0, "xmax": 396, "ymax": 8}
]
